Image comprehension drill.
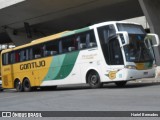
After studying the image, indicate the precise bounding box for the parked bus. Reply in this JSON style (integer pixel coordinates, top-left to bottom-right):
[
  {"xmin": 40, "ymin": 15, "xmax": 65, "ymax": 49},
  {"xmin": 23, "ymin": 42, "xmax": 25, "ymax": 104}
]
[{"xmin": 1, "ymin": 21, "xmax": 159, "ymax": 92}]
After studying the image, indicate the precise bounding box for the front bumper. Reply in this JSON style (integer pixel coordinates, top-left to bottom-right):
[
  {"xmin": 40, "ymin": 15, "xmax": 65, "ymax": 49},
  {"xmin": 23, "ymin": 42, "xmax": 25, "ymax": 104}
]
[
  {"xmin": 103, "ymin": 68, "xmax": 155, "ymax": 82},
  {"xmin": 113, "ymin": 68, "xmax": 155, "ymax": 82}
]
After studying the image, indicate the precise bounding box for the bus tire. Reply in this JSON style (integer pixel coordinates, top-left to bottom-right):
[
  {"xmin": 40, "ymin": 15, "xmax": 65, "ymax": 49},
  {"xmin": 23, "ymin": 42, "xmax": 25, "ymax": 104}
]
[
  {"xmin": 15, "ymin": 80, "xmax": 23, "ymax": 92},
  {"xmin": 87, "ymin": 70, "xmax": 103, "ymax": 88},
  {"xmin": 115, "ymin": 81, "xmax": 127, "ymax": 87},
  {"xmin": 23, "ymin": 78, "xmax": 32, "ymax": 92}
]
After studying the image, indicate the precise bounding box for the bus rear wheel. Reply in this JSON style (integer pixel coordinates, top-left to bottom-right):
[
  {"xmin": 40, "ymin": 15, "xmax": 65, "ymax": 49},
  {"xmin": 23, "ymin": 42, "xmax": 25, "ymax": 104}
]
[
  {"xmin": 115, "ymin": 81, "xmax": 127, "ymax": 87},
  {"xmin": 15, "ymin": 80, "xmax": 23, "ymax": 92},
  {"xmin": 87, "ymin": 71, "xmax": 103, "ymax": 88},
  {"xmin": 23, "ymin": 78, "xmax": 32, "ymax": 92}
]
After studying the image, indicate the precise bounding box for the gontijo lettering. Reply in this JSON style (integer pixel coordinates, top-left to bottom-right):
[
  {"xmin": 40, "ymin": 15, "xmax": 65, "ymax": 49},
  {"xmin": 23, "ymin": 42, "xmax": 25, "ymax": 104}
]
[{"xmin": 20, "ymin": 60, "xmax": 45, "ymax": 70}]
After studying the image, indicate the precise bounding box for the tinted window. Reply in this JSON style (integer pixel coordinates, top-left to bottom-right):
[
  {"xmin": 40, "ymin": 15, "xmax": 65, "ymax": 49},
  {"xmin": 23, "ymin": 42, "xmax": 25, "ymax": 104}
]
[
  {"xmin": 2, "ymin": 53, "xmax": 9, "ymax": 65},
  {"xmin": 2, "ymin": 30, "xmax": 97, "ymax": 65},
  {"xmin": 61, "ymin": 36, "xmax": 78, "ymax": 53},
  {"xmin": 77, "ymin": 30, "xmax": 97, "ymax": 50},
  {"xmin": 98, "ymin": 25, "xmax": 124, "ymax": 65},
  {"xmin": 10, "ymin": 52, "xmax": 15, "ymax": 64},
  {"xmin": 98, "ymin": 25, "xmax": 116, "ymax": 64},
  {"xmin": 32, "ymin": 45, "xmax": 44, "ymax": 59},
  {"xmin": 20, "ymin": 49, "xmax": 29, "ymax": 62},
  {"xmin": 45, "ymin": 41, "xmax": 59, "ymax": 56}
]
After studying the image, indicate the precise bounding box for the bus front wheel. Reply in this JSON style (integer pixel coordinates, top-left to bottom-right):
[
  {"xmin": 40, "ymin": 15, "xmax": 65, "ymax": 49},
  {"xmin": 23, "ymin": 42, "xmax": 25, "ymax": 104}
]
[
  {"xmin": 87, "ymin": 71, "xmax": 103, "ymax": 88},
  {"xmin": 115, "ymin": 81, "xmax": 127, "ymax": 87},
  {"xmin": 23, "ymin": 78, "xmax": 32, "ymax": 92}
]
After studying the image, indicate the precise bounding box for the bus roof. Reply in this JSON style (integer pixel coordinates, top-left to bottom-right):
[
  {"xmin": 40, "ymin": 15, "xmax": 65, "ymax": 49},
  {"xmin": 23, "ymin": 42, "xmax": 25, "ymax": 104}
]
[{"xmin": 90, "ymin": 21, "xmax": 141, "ymax": 28}]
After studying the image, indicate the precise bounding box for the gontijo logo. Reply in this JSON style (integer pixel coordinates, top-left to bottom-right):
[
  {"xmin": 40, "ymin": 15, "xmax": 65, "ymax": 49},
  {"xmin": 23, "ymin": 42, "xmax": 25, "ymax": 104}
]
[{"xmin": 20, "ymin": 60, "xmax": 45, "ymax": 70}]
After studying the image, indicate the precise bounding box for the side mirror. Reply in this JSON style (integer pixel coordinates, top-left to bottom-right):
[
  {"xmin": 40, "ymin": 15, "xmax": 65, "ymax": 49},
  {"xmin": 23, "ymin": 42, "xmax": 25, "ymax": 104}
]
[
  {"xmin": 116, "ymin": 31, "xmax": 129, "ymax": 47},
  {"xmin": 146, "ymin": 34, "xmax": 160, "ymax": 47}
]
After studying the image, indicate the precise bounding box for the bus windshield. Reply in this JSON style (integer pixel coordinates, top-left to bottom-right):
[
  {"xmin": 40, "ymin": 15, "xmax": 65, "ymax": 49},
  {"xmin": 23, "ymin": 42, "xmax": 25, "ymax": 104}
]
[
  {"xmin": 123, "ymin": 34, "xmax": 154, "ymax": 62},
  {"xmin": 117, "ymin": 23, "xmax": 146, "ymax": 34},
  {"xmin": 117, "ymin": 23, "xmax": 154, "ymax": 63}
]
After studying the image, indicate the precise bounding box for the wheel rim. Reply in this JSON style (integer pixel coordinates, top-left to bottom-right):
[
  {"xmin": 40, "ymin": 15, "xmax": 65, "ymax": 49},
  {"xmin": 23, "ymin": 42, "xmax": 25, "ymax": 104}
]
[
  {"xmin": 16, "ymin": 81, "xmax": 21, "ymax": 91},
  {"xmin": 90, "ymin": 74, "xmax": 98, "ymax": 86},
  {"xmin": 24, "ymin": 81, "xmax": 30, "ymax": 88}
]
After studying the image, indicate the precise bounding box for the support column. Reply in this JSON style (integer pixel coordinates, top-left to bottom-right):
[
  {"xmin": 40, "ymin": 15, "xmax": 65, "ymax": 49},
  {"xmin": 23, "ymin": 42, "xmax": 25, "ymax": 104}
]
[
  {"xmin": 139, "ymin": 0, "xmax": 160, "ymax": 65},
  {"xmin": 6, "ymin": 29, "xmax": 35, "ymax": 46}
]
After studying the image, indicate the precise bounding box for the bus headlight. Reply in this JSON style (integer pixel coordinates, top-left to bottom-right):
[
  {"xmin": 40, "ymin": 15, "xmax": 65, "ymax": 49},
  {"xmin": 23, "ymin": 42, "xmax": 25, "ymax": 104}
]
[{"xmin": 125, "ymin": 65, "xmax": 136, "ymax": 69}]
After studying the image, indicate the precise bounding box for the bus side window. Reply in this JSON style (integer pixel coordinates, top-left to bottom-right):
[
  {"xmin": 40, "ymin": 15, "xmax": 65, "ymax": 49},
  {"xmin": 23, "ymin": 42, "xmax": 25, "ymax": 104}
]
[
  {"xmin": 78, "ymin": 30, "xmax": 97, "ymax": 49},
  {"xmin": 78, "ymin": 34, "xmax": 87, "ymax": 50},
  {"xmin": 32, "ymin": 45, "xmax": 44, "ymax": 59},
  {"xmin": 20, "ymin": 50, "xmax": 26, "ymax": 62},
  {"xmin": 26, "ymin": 49, "xmax": 29, "ymax": 60},
  {"xmin": 10, "ymin": 52, "xmax": 15, "ymax": 64},
  {"xmin": 15, "ymin": 51, "xmax": 20, "ymax": 63},
  {"xmin": 19, "ymin": 49, "xmax": 29, "ymax": 62},
  {"xmin": 62, "ymin": 38, "xmax": 68, "ymax": 53},
  {"xmin": 29, "ymin": 48, "xmax": 33, "ymax": 60},
  {"xmin": 2, "ymin": 53, "xmax": 9, "ymax": 65},
  {"xmin": 86, "ymin": 31, "xmax": 97, "ymax": 48},
  {"xmin": 3, "ymin": 52, "xmax": 16, "ymax": 64},
  {"xmin": 71, "ymin": 36, "xmax": 79, "ymax": 51},
  {"xmin": 76, "ymin": 36, "xmax": 81, "ymax": 50},
  {"xmin": 59, "ymin": 40, "xmax": 63, "ymax": 54},
  {"xmin": 45, "ymin": 41, "xmax": 59, "ymax": 56},
  {"xmin": 69, "ymin": 37, "xmax": 79, "ymax": 52},
  {"xmin": 61, "ymin": 36, "xmax": 77, "ymax": 53}
]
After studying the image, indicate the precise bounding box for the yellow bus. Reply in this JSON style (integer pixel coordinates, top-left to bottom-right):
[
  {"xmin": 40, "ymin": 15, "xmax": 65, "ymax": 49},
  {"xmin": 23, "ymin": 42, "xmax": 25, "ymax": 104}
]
[{"xmin": 1, "ymin": 21, "xmax": 159, "ymax": 92}]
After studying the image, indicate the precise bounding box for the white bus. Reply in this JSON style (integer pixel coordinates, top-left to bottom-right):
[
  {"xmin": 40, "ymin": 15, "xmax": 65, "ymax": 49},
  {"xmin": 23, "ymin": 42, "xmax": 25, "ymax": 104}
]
[{"xmin": 1, "ymin": 21, "xmax": 159, "ymax": 92}]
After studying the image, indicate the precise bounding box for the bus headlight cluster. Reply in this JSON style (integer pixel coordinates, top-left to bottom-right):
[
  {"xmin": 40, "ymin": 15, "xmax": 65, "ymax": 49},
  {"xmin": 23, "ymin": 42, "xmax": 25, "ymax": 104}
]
[{"xmin": 125, "ymin": 65, "xmax": 136, "ymax": 69}]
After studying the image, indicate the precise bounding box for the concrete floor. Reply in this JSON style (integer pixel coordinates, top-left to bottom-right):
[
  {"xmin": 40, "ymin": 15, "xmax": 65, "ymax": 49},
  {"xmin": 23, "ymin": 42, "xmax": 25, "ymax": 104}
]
[{"xmin": 0, "ymin": 78, "xmax": 160, "ymax": 119}]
